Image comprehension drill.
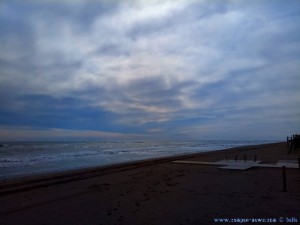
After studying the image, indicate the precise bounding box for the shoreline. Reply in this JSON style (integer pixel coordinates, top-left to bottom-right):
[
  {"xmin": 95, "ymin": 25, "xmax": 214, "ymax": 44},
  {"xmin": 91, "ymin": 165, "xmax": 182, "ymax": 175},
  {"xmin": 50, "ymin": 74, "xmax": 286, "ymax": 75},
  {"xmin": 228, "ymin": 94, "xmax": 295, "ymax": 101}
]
[
  {"xmin": 1, "ymin": 141, "xmax": 299, "ymax": 225},
  {"xmin": 0, "ymin": 142, "xmax": 284, "ymax": 193}
]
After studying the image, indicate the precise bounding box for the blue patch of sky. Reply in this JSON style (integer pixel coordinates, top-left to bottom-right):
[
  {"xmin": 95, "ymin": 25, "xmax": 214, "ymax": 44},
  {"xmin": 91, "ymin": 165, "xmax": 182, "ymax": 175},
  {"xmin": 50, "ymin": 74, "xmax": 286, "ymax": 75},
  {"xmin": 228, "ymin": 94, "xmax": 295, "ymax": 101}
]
[{"xmin": 0, "ymin": 94, "xmax": 131, "ymax": 133}]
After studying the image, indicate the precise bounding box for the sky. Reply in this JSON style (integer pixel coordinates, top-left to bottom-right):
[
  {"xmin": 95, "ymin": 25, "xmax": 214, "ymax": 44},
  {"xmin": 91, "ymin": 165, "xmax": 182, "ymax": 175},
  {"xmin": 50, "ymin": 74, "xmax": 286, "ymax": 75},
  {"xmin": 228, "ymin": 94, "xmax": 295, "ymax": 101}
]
[{"xmin": 0, "ymin": 0, "xmax": 299, "ymax": 141}]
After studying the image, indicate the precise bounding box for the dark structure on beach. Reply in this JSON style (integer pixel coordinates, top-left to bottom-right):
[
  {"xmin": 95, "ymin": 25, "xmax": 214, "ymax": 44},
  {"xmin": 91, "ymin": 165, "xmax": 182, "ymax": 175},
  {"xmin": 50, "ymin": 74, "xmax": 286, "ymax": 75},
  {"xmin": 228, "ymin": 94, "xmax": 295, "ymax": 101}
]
[{"xmin": 287, "ymin": 134, "xmax": 300, "ymax": 153}]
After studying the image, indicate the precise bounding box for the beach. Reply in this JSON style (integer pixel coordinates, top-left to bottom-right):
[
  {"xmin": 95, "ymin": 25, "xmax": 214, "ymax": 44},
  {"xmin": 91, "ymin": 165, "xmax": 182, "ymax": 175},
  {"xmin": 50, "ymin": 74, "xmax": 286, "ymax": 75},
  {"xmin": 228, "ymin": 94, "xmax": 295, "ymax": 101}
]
[{"xmin": 0, "ymin": 142, "xmax": 299, "ymax": 224}]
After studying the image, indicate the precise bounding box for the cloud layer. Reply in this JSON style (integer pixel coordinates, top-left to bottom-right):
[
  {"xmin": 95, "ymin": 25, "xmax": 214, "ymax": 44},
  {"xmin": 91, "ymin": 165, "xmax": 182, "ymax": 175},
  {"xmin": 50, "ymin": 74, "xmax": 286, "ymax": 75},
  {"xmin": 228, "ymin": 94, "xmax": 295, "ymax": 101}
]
[{"xmin": 0, "ymin": 0, "xmax": 300, "ymax": 140}]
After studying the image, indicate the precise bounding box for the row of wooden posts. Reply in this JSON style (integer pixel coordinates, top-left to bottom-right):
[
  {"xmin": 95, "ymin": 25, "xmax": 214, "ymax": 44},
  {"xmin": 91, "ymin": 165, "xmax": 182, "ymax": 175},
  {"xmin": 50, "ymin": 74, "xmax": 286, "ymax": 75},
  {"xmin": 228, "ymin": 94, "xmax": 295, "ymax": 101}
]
[{"xmin": 224, "ymin": 153, "xmax": 257, "ymax": 162}]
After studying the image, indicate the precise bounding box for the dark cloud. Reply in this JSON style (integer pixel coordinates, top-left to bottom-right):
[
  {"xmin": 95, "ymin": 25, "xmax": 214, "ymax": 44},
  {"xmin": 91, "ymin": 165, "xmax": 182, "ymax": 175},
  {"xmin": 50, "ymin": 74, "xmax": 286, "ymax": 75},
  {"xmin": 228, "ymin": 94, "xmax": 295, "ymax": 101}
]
[{"xmin": 0, "ymin": 0, "xmax": 300, "ymax": 140}]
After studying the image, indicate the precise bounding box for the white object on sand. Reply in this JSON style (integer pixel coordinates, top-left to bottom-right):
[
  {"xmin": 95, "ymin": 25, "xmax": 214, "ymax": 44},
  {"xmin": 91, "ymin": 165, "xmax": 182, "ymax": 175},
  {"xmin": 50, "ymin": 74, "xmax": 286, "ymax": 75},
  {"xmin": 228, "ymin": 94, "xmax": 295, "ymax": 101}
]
[{"xmin": 172, "ymin": 159, "xmax": 299, "ymax": 170}]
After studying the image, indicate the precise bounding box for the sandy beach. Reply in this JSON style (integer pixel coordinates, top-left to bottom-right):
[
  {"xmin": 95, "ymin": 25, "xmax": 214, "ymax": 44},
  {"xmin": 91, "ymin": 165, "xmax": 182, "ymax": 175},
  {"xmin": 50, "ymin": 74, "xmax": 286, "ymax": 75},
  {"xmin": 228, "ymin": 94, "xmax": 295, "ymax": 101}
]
[{"xmin": 0, "ymin": 142, "xmax": 299, "ymax": 225}]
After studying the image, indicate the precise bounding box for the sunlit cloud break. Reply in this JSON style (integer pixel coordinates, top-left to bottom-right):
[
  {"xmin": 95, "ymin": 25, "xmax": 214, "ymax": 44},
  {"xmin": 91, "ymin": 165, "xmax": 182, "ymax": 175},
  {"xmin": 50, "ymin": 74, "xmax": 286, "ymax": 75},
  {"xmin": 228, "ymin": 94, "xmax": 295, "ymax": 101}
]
[{"xmin": 0, "ymin": 0, "xmax": 300, "ymax": 140}]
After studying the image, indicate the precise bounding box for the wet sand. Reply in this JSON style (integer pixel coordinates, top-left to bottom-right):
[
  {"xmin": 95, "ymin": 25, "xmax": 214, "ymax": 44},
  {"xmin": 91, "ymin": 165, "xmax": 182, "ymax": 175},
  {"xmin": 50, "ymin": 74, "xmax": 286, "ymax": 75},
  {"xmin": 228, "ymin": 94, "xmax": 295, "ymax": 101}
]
[{"xmin": 0, "ymin": 142, "xmax": 299, "ymax": 225}]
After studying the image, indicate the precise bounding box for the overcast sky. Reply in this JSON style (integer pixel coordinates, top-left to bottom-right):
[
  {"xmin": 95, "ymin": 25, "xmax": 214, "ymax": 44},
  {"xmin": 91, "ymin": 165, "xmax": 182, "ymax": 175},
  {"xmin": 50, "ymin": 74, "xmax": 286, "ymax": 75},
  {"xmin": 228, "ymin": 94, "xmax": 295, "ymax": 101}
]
[{"xmin": 0, "ymin": 0, "xmax": 299, "ymax": 141}]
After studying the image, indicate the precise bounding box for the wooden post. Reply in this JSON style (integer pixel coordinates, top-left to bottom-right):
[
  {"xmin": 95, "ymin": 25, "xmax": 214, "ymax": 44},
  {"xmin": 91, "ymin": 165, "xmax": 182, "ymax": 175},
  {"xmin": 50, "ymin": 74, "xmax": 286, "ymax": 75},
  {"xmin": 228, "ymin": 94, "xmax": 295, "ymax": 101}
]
[
  {"xmin": 244, "ymin": 154, "xmax": 246, "ymax": 162},
  {"xmin": 225, "ymin": 154, "xmax": 228, "ymax": 161},
  {"xmin": 254, "ymin": 155, "xmax": 257, "ymax": 162},
  {"xmin": 288, "ymin": 139, "xmax": 294, "ymax": 154},
  {"xmin": 282, "ymin": 166, "xmax": 287, "ymax": 192}
]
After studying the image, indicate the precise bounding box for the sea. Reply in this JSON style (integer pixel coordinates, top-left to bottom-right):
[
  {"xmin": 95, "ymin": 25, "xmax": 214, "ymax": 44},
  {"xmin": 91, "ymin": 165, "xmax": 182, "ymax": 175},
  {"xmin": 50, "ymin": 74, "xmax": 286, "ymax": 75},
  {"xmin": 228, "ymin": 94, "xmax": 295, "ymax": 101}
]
[{"xmin": 0, "ymin": 140, "xmax": 274, "ymax": 180}]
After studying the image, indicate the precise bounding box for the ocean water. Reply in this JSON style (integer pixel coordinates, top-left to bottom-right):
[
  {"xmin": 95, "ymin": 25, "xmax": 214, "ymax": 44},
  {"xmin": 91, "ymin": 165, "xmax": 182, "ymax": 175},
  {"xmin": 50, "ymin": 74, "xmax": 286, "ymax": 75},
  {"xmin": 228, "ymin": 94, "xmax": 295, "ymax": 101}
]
[{"xmin": 0, "ymin": 140, "xmax": 272, "ymax": 180}]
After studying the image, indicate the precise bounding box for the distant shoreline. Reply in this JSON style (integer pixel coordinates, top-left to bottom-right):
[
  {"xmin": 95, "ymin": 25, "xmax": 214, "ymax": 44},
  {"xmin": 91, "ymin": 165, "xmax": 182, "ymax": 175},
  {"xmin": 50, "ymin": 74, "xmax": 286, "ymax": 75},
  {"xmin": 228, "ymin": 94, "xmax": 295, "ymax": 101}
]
[{"xmin": 0, "ymin": 141, "xmax": 282, "ymax": 194}]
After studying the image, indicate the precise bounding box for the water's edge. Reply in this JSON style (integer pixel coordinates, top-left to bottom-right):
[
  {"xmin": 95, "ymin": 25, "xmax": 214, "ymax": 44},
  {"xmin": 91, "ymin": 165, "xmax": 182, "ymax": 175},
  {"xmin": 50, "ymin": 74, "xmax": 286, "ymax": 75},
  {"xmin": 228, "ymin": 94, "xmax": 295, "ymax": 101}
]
[{"xmin": 0, "ymin": 140, "xmax": 278, "ymax": 180}]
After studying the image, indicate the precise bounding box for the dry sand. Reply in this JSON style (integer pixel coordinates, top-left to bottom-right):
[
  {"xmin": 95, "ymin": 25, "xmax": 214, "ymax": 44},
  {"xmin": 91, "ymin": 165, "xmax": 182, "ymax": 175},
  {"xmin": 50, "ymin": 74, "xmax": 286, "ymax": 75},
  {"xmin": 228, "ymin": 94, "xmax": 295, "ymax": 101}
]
[{"xmin": 0, "ymin": 142, "xmax": 299, "ymax": 225}]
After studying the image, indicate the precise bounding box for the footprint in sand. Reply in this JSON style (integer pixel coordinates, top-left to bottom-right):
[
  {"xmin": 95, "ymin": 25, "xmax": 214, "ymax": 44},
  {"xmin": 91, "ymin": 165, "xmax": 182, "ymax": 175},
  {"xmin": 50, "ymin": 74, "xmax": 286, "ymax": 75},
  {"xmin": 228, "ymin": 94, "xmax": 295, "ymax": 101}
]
[
  {"xmin": 117, "ymin": 216, "xmax": 123, "ymax": 222},
  {"xmin": 166, "ymin": 182, "xmax": 179, "ymax": 187},
  {"xmin": 176, "ymin": 174, "xmax": 185, "ymax": 177}
]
